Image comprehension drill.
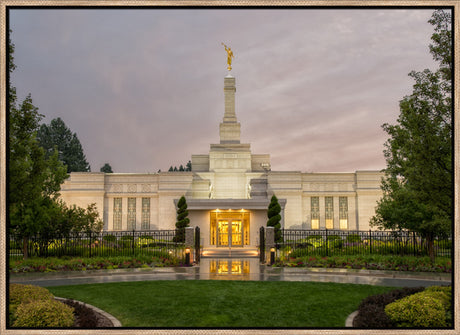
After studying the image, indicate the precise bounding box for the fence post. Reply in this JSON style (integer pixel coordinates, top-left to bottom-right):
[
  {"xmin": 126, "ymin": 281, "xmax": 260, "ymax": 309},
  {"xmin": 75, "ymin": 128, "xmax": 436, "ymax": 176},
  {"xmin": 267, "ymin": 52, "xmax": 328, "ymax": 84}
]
[
  {"xmin": 325, "ymin": 228, "xmax": 328, "ymax": 257},
  {"xmin": 195, "ymin": 226, "xmax": 201, "ymax": 263},
  {"xmin": 88, "ymin": 231, "xmax": 91, "ymax": 258},
  {"xmin": 259, "ymin": 227, "xmax": 265, "ymax": 263},
  {"xmin": 132, "ymin": 230, "xmax": 135, "ymax": 255},
  {"xmin": 412, "ymin": 231, "xmax": 416, "ymax": 256},
  {"xmin": 369, "ymin": 229, "xmax": 372, "ymax": 254}
]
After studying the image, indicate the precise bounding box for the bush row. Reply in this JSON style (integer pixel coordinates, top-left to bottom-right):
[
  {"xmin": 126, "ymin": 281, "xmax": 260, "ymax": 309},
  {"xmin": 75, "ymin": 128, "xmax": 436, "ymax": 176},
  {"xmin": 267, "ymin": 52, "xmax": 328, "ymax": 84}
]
[
  {"xmin": 10, "ymin": 254, "xmax": 183, "ymax": 273},
  {"xmin": 354, "ymin": 285, "xmax": 452, "ymax": 328},
  {"xmin": 276, "ymin": 254, "xmax": 451, "ymax": 272},
  {"xmin": 9, "ymin": 284, "xmax": 74, "ymax": 327}
]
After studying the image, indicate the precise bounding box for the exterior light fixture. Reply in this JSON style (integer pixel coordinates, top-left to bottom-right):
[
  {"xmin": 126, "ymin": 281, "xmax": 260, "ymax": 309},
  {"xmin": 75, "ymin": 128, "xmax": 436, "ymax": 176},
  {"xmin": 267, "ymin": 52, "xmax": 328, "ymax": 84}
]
[
  {"xmin": 185, "ymin": 247, "xmax": 191, "ymax": 266},
  {"xmin": 270, "ymin": 247, "xmax": 275, "ymax": 265}
]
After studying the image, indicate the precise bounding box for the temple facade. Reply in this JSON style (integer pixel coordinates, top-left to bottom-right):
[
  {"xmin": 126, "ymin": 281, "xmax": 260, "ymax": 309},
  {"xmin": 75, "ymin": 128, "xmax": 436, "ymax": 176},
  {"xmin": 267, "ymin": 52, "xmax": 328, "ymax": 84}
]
[{"xmin": 60, "ymin": 73, "xmax": 384, "ymax": 249}]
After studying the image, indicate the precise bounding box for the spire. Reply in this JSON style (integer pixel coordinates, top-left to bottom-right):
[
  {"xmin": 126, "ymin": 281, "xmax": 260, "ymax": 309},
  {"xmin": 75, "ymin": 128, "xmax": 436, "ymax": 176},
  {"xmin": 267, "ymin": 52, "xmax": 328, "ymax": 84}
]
[{"xmin": 219, "ymin": 75, "xmax": 241, "ymax": 144}]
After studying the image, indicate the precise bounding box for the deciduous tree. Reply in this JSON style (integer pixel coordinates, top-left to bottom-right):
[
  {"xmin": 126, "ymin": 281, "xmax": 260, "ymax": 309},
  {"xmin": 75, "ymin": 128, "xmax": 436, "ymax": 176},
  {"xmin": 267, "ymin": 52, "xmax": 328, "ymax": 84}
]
[{"xmin": 371, "ymin": 10, "xmax": 452, "ymax": 261}]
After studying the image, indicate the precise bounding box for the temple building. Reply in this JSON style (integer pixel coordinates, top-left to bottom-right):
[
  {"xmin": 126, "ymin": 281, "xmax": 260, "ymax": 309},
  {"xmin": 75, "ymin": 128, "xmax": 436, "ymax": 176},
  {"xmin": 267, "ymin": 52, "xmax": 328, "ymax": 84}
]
[{"xmin": 60, "ymin": 72, "xmax": 384, "ymax": 249}]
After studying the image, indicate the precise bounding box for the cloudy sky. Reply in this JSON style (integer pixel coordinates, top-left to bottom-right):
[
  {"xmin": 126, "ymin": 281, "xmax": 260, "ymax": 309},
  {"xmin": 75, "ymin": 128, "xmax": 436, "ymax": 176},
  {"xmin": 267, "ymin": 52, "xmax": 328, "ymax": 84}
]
[{"xmin": 9, "ymin": 8, "xmax": 439, "ymax": 173}]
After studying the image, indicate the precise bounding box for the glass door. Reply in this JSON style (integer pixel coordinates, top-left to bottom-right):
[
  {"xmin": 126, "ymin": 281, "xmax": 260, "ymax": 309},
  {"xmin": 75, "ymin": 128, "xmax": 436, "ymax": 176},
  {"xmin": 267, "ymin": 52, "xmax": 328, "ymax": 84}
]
[
  {"xmin": 217, "ymin": 221, "xmax": 229, "ymax": 246},
  {"xmin": 231, "ymin": 221, "xmax": 242, "ymax": 247}
]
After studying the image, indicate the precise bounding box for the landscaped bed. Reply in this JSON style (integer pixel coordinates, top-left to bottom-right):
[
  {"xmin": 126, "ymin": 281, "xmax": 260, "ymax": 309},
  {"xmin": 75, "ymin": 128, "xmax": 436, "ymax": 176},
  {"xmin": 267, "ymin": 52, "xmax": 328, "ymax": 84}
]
[
  {"xmin": 9, "ymin": 254, "xmax": 451, "ymax": 273},
  {"xmin": 9, "ymin": 255, "xmax": 183, "ymax": 273},
  {"xmin": 275, "ymin": 254, "xmax": 451, "ymax": 273}
]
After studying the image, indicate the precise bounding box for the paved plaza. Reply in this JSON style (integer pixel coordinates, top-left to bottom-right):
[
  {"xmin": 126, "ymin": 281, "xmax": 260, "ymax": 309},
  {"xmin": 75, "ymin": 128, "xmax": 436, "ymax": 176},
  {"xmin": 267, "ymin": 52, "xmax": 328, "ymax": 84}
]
[{"xmin": 9, "ymin": 258, "xmax": 451, "ymax": 288}]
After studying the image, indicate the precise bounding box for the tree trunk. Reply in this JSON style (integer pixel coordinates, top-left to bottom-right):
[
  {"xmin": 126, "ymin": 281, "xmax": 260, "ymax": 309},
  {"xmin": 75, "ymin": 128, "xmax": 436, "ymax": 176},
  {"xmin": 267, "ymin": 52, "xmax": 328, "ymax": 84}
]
[
  {"xmin": 22, "ymin": 237, "xmax": 28, "ymax": 259},
  {"xmin": 426, "ymin": 234, "xmax": 435, "ymax": 263}
]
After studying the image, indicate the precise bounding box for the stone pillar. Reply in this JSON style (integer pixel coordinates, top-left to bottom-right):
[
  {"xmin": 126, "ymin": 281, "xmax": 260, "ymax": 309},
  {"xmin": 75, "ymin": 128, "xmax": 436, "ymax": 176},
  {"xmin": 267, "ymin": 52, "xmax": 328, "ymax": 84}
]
[
  {"xmin": 185, "ymin": 227, "xmax": 195, "ymax": 247},
  {"xmin": 265, "ymin": 226, "xmax": 275, "ymax": 263},
  {"xmin": 220, "ymin": 75, "xmax": 241, "ymax": 144},
  {"xmin": 185, "ymin": 227, "xmax": 195, "ymax": 264}
]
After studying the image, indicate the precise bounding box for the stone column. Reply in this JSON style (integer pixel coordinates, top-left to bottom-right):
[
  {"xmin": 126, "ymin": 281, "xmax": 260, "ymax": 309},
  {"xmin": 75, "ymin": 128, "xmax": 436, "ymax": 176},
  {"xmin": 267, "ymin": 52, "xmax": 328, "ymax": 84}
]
[
  {"xmin": 265, "ymin": 226, "xmax": 275, "ymax": 263},
  {"xmin": 185, "ymin": 227, "xmax": 195, "ymax": 264}
]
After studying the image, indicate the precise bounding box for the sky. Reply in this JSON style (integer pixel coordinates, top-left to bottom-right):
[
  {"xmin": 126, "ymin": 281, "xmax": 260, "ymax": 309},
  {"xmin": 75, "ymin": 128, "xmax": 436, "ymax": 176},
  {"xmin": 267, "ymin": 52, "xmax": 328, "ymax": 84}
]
[{"xmin": 9, "ymin": 8, "xmax": 439, "ymax": 173}]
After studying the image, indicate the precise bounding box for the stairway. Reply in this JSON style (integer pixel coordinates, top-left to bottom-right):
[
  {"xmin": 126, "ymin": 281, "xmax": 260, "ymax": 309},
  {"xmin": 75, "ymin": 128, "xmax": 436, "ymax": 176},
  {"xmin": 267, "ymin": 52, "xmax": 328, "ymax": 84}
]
[{"xmin": 201, "ymin": 248, "xmax": 259, "ymax": 258}]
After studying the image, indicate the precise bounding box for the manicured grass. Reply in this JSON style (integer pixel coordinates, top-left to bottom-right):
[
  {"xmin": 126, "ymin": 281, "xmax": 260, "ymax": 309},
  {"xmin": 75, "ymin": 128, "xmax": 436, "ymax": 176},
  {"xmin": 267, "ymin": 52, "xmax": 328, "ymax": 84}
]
[{"xmin": 48, "ymin": 280, "xmax": 396, "ymax": 328}]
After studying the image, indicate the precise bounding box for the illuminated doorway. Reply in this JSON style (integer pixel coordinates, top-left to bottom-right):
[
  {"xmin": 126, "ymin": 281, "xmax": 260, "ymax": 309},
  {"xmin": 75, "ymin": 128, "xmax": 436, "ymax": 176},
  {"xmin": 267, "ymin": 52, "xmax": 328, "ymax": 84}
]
[
  {"xmin": 217, "ymin": 220, "xmax": 242, "ymax": 247},
  {"xmin": 210, "ymin": 210, "xmax": 250, "ymax": 247}
]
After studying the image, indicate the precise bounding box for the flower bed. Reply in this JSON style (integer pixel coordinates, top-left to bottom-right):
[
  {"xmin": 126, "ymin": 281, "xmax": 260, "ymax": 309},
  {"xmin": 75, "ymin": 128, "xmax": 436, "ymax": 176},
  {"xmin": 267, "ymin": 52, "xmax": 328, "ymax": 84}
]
[{"xmin": 9, "ymin": 255, "xmax": 185, "ymax": 273}]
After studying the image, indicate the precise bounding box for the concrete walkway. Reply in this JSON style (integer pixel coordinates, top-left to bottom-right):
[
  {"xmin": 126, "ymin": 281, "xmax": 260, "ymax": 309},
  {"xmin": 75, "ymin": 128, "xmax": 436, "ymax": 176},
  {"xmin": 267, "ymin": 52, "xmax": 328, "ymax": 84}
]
[{"xmin": 9, "ymin": 259, "xmax": 451, "ymax": 288}]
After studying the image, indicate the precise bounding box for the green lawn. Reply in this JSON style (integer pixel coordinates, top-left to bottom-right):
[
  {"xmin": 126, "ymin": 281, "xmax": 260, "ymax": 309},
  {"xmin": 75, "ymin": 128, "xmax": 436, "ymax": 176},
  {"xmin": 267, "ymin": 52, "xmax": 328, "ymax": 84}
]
[{"xmin": 48, "ymin": 280, "xmax": 396, "ymax": 327}]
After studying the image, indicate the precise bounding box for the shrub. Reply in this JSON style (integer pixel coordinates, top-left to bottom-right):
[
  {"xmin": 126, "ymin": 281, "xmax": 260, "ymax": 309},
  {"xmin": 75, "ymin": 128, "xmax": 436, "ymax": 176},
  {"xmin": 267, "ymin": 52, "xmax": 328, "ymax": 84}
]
[
  {"xmin": 353, "ymin": 287, "xmax": 425, "ymax": 327},
  {"xmin": 102, "ymin": 234, "xmax": 117, "ymax": 242},
  {"xmin": 9, "ymin": 284, "xmax": 54, "ymax": 316},
  {"xmin": 13, "ymin": 299, "xmax": 74, "ymax": 327},
  {"xmin": 346, "ymin": 234, "xmax": 361, "ymax": 243},
  {"xmin": 385, "ymin": 291, "xmax": 447, "ymax": 327}
]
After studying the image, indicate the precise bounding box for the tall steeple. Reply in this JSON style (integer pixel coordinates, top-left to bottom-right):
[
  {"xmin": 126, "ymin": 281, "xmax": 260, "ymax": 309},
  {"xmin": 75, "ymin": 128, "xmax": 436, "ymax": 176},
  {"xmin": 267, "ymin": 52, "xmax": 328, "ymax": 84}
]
[{"xmin": 219, "ymin": 75, "xmax": 241, "ymax": 144}]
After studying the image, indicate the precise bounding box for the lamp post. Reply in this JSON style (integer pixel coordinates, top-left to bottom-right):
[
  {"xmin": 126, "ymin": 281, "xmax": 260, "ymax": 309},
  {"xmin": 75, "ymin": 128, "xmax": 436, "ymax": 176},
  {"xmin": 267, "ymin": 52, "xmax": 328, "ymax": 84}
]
[{"xmin": 270, "ymin": 247, "xmax": 275, "ymax": 265}]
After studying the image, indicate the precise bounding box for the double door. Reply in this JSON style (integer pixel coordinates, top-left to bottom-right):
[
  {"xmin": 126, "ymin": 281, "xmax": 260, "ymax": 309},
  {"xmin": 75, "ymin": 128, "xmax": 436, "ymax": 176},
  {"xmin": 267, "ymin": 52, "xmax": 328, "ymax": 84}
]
[{"xmin": 217, "ymin": 220, "xmax": 242, "ymax": 247}]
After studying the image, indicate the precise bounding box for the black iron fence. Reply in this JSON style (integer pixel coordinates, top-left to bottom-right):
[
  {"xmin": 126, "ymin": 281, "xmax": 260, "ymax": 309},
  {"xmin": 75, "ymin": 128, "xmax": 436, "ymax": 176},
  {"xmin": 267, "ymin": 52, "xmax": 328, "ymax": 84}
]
[
  {"xmin": 9, "ymin": 230, "xmax": 186, "ymax": 260},
  {"xmin": 277, "ymin": 229, "xmax": 452, "ymax": 258}
]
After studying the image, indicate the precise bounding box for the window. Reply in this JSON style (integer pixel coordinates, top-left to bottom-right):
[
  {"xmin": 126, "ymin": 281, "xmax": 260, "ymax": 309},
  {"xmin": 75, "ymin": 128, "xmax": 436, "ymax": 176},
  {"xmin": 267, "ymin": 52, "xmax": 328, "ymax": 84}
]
[
  {"xmin": 113, "ymin": 198, "xmax": 122, "ymax": 230},
  {"xmin": 311, "ymin": 197, "xmax": 319, "ymax": 229},
  {"xmin": 325, "ymin": 196, "xmax": 334, "ymax": 229},
  {"xmin": 339, "ymin": 197, "xmax": 348, "ymax": 230},
  {"xmin": 127, "ymin": 198, "xmax": 136, "ymax": 230},
  {"xmin": 141, "ymin": 198, "xmax": 150, "ymax": 230}
]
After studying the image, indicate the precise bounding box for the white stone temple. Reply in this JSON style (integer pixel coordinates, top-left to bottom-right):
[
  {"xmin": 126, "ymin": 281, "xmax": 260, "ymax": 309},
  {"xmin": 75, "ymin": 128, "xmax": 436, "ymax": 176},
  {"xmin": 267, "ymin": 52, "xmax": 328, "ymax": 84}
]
[{"xmin": 60, "ymin": 72, "xmax": 384, "ymax": 249}]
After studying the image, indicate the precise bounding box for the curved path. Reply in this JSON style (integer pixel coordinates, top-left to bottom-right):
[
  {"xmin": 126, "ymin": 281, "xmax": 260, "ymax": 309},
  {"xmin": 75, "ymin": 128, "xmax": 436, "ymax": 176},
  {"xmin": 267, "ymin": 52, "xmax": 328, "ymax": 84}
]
[{"xmin": 9, "ymin": 261, "xmax": 451, "ymax": 288}]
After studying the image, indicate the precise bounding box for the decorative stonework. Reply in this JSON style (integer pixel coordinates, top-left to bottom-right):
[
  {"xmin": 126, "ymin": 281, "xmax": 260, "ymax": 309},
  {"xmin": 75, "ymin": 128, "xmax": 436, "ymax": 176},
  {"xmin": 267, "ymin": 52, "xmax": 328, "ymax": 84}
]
[
  {"xmin": 142, "ymin": 184, "xmax": 151, "ymax": 193},
  {"xmin": 127, "ymin": 184, "xmax": 137, "ymax": 193},
  {"xmin": 113, "ymin": 184, "xmax": 122, "ymax": 193}
]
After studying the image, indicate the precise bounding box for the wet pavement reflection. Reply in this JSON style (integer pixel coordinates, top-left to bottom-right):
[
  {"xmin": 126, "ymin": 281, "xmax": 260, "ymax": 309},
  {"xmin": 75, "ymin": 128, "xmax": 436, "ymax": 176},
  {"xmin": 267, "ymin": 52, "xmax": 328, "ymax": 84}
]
[{"xmin": 10, "ymin": 258, "xmax": 451, "ymax": 288}]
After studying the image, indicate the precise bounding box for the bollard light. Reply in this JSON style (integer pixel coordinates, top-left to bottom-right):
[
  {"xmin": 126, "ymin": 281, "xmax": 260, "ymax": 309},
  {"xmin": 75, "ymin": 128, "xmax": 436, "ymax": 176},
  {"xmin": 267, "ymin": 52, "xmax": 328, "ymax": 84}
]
[
  {"xmin": 270, "ymin": 247, "xmax": 275, "ymax": 265},
  {"xmin": 185, "ymin": 247, "xmax": 191, "ymax": 266}
]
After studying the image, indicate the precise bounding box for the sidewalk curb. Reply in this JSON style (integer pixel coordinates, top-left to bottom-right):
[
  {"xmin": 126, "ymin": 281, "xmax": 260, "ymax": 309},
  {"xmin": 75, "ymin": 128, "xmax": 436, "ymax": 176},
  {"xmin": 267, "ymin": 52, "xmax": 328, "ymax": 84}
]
[
  {"xmin": 345, "ymin": 310, "xmax": 358, "ymax": 327},
  {"xmin": 55, "ymin": 297, "xmax": 122, "ymax": 327}
]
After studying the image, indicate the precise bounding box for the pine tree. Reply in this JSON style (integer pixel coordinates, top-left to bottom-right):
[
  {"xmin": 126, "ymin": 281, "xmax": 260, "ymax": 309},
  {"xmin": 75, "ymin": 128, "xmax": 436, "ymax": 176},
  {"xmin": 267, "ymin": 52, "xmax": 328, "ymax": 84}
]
[
  {"xmin": 37, "ymin": 117, "xmax": 91, "ymax": 173},
  {"xmin": 100, "ymin": 163, "xmax": 113, "ymax": 173}
]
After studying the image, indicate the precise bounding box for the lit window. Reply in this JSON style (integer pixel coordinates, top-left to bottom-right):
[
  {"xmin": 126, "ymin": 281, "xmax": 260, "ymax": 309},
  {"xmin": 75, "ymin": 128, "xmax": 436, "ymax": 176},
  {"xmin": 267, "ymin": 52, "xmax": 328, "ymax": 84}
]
[
  {"xmin": 311, "ymin": 197, "xmax": 319, "ymax": 229},
  {"xmin": 325, "ymin": 197, "xmax": 334, "ymax": 229},
  {"xmin": 113, "ymin": 198, "xmax": 122, "ymax": 230},
  {"xmin": 339, "ymin": 197, "xmax": 348, "ymax": 230},
  {"xmin": 141, "ymin": 198, "xmax": 150, "ymax": 230},
  {"xmin": 128, "ymin": 198, "xmax": 136, "ymax": 230}
]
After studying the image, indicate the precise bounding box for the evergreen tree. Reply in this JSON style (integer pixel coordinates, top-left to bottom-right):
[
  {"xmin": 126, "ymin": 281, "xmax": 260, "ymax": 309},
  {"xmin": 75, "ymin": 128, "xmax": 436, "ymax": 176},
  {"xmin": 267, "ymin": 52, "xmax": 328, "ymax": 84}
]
[
  {"xmin": 37, "ymin": 117, "xmax": 91, "ymax": 173},
  {"xmin": 371, "ymin": 10, "xmax": 452, "ymax": 261},
  {"xmin": 100, "ymin": 163, "xmax": 113, "ymax": 173},
  {"xmin": 179, "ymin": 164, "xmax": 184, "ymax": 171},
  {"xmin": 267, "ymin": 195, "xmax": 282, "ymax": 243},
  {"xmin": 186, "ymin": 160, "xmax": 192, "ymax": 171},
  {"xmin": 168, "ymin": 166, "xmax": 174, "ymax": 172},
  {"xmin": 173, "ymin": 196, "xmax": 190, "ymax": 243},
  {"xmin": 8, "ymin": 34, "xmax": 68, "ymax": 257}
]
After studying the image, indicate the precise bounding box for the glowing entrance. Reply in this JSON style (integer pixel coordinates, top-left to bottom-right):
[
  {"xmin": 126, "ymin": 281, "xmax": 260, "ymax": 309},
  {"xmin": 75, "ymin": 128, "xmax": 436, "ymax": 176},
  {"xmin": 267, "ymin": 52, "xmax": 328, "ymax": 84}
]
[
  {"xmin": 217, "ymin": 220, "xmax": 242, "ymax": 247},
  {"xmin": 210, "ymin": 210, "xmax": 250, "ymax": 247}
]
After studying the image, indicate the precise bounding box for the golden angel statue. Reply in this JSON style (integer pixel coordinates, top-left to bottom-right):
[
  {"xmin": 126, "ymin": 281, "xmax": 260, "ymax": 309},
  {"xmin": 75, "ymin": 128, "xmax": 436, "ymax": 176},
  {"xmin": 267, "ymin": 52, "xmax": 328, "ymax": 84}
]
[{"xmin": 222, "ymin": 43, "xmax": 234, "ymax": 71}]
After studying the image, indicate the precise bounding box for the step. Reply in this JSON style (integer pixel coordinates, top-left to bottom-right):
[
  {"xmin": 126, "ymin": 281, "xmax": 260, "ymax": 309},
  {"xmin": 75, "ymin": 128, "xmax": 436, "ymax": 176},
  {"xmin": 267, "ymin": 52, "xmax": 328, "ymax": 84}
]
[{"xmin": 201, "ymin": 248, "xmax": 259, "ymax": 258}]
